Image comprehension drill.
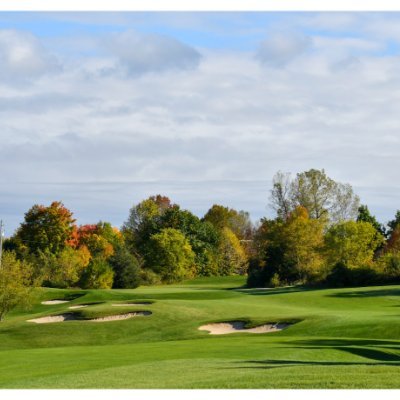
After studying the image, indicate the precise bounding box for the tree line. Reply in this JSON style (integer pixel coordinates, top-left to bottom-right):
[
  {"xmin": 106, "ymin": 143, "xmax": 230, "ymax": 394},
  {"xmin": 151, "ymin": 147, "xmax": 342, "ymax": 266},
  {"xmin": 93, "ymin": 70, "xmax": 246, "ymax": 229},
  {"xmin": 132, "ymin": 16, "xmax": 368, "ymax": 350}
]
[
  {"xmin": 2, "ymin": 196, "xmax": 250, "ymax": 294},
  {"xmin": 2, "ymin": 168, "xmax": 400, "ymax": 310},
  {"xmin": 248, "ymin": 169, "xmax": 400, "ymax": 288}
]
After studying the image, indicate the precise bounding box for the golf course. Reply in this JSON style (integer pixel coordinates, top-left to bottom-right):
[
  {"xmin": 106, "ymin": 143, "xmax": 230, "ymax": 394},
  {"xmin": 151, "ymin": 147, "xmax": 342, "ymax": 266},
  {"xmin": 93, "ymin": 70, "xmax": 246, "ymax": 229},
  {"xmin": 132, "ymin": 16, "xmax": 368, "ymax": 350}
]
[{"xmin": 0, "ymin": 276, "xmax": 399, "ymax": 389}]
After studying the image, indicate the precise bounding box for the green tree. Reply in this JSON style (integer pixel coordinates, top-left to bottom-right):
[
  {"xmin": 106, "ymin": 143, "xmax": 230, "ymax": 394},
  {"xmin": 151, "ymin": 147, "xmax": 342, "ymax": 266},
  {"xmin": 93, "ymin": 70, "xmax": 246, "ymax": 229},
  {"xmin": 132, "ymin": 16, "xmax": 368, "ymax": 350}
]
[
  {"xmin": 147, "ymin": 228, "xmax": 195, "ymax": 283},
  {"xmin": 387, "ymin": 210, "xmax": 400, "ymax": 236},
  {"xmin": 109, "ymin": 245, "xmax": 142, "ymax": 289},
  {"xmin": 357, "ymin": 205, "xmax": 386, "ymax": 236},
  {"xmin": 324, "ymin": 221, "xmax": 384, "ymax": 268},
  {"xmin": 79, "ymin": 257, "xmax": 114, "ymax": 289},
  {"xmin": 159, "ymin": 206, "xmax": 220, "ymax": 276},
  {"xmin": 39, "ymin": 246, "xmax": 91, "ymax": 288},
  {"xmin": 122, "ymin": 195, "xmax": 174, "ymax": 255},
  {"xmin": 0, "ymin": 252, "xmax": 35, "ymax": 321}
]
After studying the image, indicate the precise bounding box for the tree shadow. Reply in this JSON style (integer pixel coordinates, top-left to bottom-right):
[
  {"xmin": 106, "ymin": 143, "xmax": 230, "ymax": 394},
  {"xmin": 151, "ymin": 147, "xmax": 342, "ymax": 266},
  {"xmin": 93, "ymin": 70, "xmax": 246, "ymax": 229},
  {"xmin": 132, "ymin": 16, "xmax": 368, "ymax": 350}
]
[
  {"xmin": 237, "ymin": 338, "xmax": 400, "ymax": 370},
  {"xmin": 327, "ymin": 288, "xmax": 400, "ymax": 298},
  {"xmin": 233, "ymin": 286, "xmax": 319, "ymax": 296}
]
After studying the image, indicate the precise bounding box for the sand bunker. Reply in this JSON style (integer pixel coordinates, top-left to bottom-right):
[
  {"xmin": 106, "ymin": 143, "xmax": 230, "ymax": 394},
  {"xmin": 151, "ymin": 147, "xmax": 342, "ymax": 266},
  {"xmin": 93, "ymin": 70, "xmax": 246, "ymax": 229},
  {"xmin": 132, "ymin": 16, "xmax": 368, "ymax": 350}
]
[
  {"xmin": 27, "ymin": 311, "xmax": 151, "ymax": 324},
  {"xmin": 198, "ymin": 321, "xmax": 290, "ymax": 335},
  {"xmin": 89, "ymin": 311, "xmax": 151, "ymax": 322},
  {"xmin": 41, "ymin": 300, "xmax": 70, "ymax": 305},
  {"xmin": 27, "ymin": 314, "xmax": 76, "ymax": 323},
  {"xmin": 68, "ymin": 305, "xmax": 88, "ymax": 309}
]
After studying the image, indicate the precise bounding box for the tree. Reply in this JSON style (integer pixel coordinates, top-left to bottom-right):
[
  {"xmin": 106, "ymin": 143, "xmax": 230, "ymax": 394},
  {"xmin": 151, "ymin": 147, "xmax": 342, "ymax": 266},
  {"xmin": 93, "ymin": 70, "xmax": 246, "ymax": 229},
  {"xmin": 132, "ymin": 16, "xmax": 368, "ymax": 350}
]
[
  {"xmin": 79, "ymin": 257, "xmax": 114, "ymax": 289},
  {"xmin": 39, "ymin": 246, "xmax": 91, "ymax": 288},
  {"xmin": 159, "ymin": 206, "xmax": 221, "ymax": 275},
  {"xmin": 357, "ymin": 205, "xmax": 386, "ymax": 236},
  {"xmin": 324, "ymin": 221, "xmax": 384, "ymax": 268},
  {"xmin": 217, "ymin": 227, "xmax": 248, "ymax": 275},
  {"xmin": 203, "ymin": 204, "xmax": 253, "ymax": 240},
  {"xmin": 147, "ymin": 228, "xmax": 195, "ymax": 283},
  {"xmin": 72, "ymin": 222, "xmax": 121, "ymax": 260},
  {"xmin": 109, "ymin": 246, "xmax": 142, "ymax": 289},
  {"xmin": 0, "ymin": 252, "xmax": 35, "ymax": 321},
  {"xmin": 269, "ymin": 169, "xmax": 360, "ymax": 223},
  {"xmin": 269, "ymin": 171, "xmax": 292, "ymax": 221},
  {"xmin": 14, "ymin": 201, "xmax": 76, "ymax": 256},
  {"xmin": 282, "ymin": 206, "xmax": 325, "ymax": 283},
  {"xmin": 387, "ymin": 210, "xmax": 400, "ymax": 236},
  {"xmin": 122, "ymin": 195, "xmax": 174, "ymax": 255}
]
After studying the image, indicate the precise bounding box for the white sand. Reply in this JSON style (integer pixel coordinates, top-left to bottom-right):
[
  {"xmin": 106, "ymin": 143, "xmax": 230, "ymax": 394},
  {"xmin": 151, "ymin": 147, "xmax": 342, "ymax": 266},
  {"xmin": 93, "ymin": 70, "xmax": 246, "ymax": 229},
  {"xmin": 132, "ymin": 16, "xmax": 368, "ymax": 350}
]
[
  {"xmin": 198, "ymin": 321, "xmax": 290, "ymax": 335},
  {"xmin": 27, "ymin": 314, "xmax": 76, "ymax": 323},
  {"xmin": 89, "ymin": 311, "xmax": 151, "ymax": 322},
  {"xmin": 41, "ymin": 300, "xmax": 70, "ymax": 305},
  {"xmin": 27, "ymin": 311, "xmax": 151, "ymax": 324},
  {"xmin": 68, "ymin": 305, "xmax": 88, "ymax": 309}
]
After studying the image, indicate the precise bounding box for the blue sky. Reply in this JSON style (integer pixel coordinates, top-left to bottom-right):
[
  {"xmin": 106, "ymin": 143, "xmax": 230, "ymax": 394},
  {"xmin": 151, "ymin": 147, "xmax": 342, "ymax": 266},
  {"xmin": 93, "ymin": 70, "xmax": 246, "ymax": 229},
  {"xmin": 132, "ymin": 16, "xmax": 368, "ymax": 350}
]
[{"xmin": 1, "ymin": 12, "xmax": 400, "ymax": 234}]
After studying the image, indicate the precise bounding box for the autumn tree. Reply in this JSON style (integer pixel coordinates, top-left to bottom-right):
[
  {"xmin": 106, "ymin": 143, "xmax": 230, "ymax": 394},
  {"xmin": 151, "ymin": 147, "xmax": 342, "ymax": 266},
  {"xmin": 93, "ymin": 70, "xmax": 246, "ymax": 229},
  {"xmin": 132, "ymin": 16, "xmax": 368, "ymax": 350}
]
[
  {"xmin": 72, "ymin": 222, "xmax": 121, "ymax": 260},
  {"xmin": 324, "ymin": 221, "xmax": 384, "ymax": 268},
  {"xmin": 0, "ymin": 252, "xmax": 35, "ymax": 321},
  {"xmin": 217, "ymin": 227, "xmax": 248, "ymax": 275},
  {"xmin": 203, "ymin": 204, "xmax": 253, "ymax": 240},
  {"xmin": 14, "ymin": 201, "xmax": 76, "ymax": 256},
  {"xmin": 282, "ymin": 206, "xmax": 325, "ymax": 283}
]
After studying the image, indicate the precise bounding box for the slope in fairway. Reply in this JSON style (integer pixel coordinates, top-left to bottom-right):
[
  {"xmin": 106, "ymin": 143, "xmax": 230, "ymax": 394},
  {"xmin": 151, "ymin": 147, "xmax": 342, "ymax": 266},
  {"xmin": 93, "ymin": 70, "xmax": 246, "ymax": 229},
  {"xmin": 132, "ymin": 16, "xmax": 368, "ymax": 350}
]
[{"xmin": 0, "ymin": 276, "xmax": 399, "ymax": 388}]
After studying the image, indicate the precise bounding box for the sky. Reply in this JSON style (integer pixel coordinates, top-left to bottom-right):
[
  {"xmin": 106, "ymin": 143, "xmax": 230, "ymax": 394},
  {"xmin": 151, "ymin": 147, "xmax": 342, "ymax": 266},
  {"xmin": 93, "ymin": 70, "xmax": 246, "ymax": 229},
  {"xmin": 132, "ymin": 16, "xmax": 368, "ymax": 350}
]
[{"xmin": 1, "ymin": 11, "xmax": 400, "ymax": 235}]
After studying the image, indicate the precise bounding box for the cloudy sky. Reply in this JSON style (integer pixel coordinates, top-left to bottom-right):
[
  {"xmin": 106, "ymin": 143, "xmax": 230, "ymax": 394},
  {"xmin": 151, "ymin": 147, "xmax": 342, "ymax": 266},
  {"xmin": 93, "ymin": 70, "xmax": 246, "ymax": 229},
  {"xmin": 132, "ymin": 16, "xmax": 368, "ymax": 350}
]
[{"xmin": 1, "ymin": 11, "xmax": 400, "ymax": 234}]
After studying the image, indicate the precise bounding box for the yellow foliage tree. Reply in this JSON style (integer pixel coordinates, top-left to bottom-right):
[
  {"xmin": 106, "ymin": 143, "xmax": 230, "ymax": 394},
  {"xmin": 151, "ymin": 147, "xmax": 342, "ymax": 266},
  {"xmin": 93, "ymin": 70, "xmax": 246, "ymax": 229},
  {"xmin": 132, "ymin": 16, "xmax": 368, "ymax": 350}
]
[{"xmin": 283, "ymin": 206, "xmax": 325, "ymax": 282}]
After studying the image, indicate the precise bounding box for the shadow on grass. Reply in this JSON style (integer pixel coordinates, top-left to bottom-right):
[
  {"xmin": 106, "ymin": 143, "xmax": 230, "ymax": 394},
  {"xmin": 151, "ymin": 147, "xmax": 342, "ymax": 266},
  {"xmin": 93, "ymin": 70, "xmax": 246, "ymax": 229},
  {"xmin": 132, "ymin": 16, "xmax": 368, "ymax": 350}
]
[
  {"xmin": 237, "ymin": 357, "xmax": 400, "ymax": 369},
  {"xmin": 327, "ymin": 288, "xmax": 400, "ymax": 298},
  {"xmin": 238, "ymin": 338, "xmax": 400, "ymax": 369},
  {"xmin": 233, "ymin": 286, "xmax": 321, "ymax": 296}
]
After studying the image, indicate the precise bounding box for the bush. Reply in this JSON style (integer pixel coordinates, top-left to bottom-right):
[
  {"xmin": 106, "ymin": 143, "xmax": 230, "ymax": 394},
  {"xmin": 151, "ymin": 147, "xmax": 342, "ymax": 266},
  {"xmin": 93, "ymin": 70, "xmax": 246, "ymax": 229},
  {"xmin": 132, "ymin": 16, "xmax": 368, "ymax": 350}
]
[
  {"xmin": 270, "ymin": 273, "xmax": 281, "ymax": 288},
  {"xmin": 325, "ymin": 262, "xmax": 381, "ymax": 287},
  {"xmin": 375, "ymin": 252, "xmax": 400, "ymax": 283},
  {"xmin": 109, "ymin": 246, "xmax": 141, "ymax": 289},
  {"xmin": 79, "ymin": 258, "xmax": 114, "ymax": 289},
  {"xmin": 0, "ymin": 252, "xmax": 35, "ymax": 321},
  {"xmin": 140, "ymin": 269, "xmax": 162, "ymax": 286}
]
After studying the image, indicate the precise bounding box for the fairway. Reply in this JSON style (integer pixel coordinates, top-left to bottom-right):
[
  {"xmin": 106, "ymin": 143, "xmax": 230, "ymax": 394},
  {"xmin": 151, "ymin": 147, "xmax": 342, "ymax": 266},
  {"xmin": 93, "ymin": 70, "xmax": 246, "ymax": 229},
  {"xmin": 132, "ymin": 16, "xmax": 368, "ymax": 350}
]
[{"xmin": 0, "ymin": 276, "xmax": 399, "ymax": 388}]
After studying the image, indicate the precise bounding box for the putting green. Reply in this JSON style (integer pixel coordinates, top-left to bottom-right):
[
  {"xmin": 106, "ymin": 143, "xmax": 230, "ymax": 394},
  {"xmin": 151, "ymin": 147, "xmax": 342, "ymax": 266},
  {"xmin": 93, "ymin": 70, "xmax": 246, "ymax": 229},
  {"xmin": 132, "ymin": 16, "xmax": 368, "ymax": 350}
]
[{"xmin": 0, "ymin": 276, "xmax": 399, "ymax": 388}]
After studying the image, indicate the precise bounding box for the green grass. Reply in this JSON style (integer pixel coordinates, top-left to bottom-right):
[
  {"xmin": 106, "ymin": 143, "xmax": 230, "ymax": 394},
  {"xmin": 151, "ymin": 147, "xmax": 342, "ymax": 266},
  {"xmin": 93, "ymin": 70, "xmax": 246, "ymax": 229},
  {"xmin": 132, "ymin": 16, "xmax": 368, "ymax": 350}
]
[{"xmin": 0, "ymin": 276, "xmax": 399, "ymax": 388}]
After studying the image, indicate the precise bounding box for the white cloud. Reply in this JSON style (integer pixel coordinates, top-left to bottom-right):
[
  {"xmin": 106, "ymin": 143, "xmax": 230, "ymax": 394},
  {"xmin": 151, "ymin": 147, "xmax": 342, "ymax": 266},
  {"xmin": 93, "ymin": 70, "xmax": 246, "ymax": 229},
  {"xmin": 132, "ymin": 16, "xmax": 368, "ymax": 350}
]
[
  {"xmin": 2, "ymin": 21, "xmax": 400, "ymax": 232},
  {"xmin": 256, "ymin": 32, "xmax": 312, "ymax": 67},
  {"xmin": 0, "ymin": 30, "xmax": 59, "ymax": 81},
  {"xmin": 104, "ymin": 30, "xmax": 202, "ymax": 75}
]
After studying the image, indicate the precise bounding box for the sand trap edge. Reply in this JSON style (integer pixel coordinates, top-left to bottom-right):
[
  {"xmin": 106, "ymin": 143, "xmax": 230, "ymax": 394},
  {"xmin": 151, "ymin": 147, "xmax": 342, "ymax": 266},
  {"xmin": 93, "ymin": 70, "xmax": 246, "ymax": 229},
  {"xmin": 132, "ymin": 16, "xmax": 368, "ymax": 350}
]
[
  {"xmin": 198, "ymin": 321, "xmax": 292, "ymax": 335},
  {"xmin": 27, "ymin": 311, "xmax": 152, "ymax": 324},
  {"xmin": 41, "ymin": 300, "xmax": 70, "ymax": 305}
]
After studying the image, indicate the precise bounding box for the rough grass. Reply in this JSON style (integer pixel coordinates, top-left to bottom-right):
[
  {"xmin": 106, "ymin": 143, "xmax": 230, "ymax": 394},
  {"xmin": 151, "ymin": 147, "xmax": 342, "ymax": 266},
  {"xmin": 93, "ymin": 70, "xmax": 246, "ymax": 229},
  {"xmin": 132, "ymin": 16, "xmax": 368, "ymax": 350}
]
[{"xmin": 0, "ymin": 276, "xmax": 399, "ymax": 388}]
